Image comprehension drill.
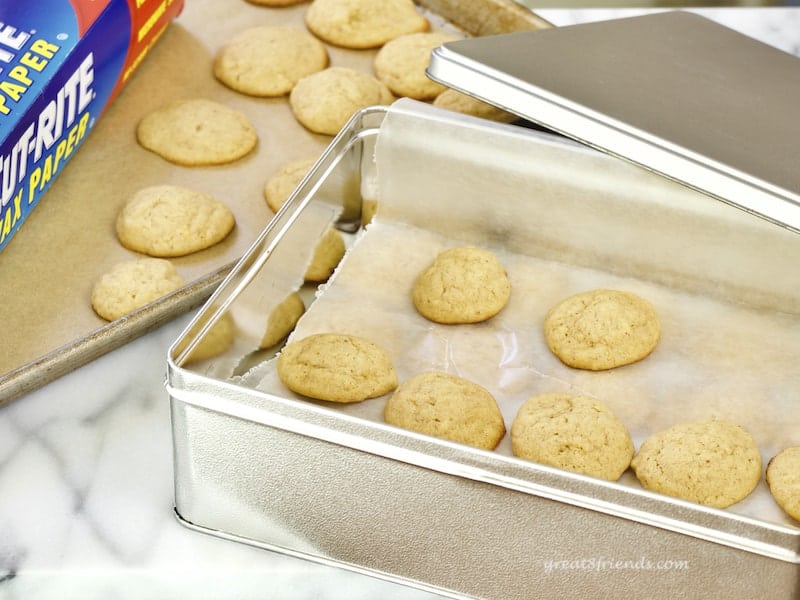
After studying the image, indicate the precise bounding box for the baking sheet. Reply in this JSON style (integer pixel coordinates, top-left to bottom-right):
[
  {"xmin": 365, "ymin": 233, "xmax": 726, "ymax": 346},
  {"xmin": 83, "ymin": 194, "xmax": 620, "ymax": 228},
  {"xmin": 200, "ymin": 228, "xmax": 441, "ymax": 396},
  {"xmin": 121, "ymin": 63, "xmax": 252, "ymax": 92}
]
[
  {"xmin": 0, "ymin": 0, "xmax": 548, "ymax": 407},
  {"xmin": 221, "ymin": 100, "xmax": 800, "ymax": 531}
]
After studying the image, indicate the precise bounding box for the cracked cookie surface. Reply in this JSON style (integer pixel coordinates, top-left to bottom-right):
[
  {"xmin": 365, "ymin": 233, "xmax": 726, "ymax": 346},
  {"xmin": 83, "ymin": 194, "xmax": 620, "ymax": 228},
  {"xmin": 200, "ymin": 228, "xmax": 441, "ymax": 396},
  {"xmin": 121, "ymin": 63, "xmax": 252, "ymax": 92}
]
[
  {"xmin": 631, "ymin": 419, "xmax": 762, "ymax": 508},
  {"xmin": 412, "ymin": 246, "xmax": 511, "ymax": 324},
  {"xmin": 544, "ymin": 288, "xmax": 660, "ymax": 371},
  {"xmin": 384, "ymin": 371, "xmax": 506, "ymax": 450},
  {"xmin": 510, "ymin": 393, "xmax": 633, "ymax": 481},
  {"xmin": 766, "ymin": 446, "xmax": 800, "ymax": 522},
  {"xmin": 277, "ymin": 333, "xmax": 397, "ymax": 402}
]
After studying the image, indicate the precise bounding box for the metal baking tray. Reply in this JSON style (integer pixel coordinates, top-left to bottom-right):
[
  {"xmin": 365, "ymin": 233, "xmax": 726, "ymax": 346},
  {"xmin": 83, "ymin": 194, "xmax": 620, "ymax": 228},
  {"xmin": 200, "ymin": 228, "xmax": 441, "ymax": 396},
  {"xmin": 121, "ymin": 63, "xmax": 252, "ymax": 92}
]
[{"xmin": 167, "ymin": 99, "xmax": 800, "ymax": 599}]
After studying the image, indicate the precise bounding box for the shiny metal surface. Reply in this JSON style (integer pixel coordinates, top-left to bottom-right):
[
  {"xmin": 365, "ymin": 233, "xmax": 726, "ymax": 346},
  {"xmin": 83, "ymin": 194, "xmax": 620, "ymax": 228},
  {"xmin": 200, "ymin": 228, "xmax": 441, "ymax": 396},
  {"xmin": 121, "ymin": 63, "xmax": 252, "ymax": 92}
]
[
  {"xmin": 427, "ymin": 11, "xmax": 800, "ymax": 233},
  {"xmin": 168, "ymin": 104, "xmax": 799, "ymax": 599}
]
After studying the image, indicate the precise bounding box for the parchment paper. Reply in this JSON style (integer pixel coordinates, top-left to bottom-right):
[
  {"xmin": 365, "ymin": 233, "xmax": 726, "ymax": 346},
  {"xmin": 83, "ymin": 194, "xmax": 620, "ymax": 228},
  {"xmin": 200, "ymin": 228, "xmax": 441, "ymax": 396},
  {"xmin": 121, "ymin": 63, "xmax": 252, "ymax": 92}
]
[{"xmin": 243, "ymin": 100, "xmax": 800, "ymax": 529}]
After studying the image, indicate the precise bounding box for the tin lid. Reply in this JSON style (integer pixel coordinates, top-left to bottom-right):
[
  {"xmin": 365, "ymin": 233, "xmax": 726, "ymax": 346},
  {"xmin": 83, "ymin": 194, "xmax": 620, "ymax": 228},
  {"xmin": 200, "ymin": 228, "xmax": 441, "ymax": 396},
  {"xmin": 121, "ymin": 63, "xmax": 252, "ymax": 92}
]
[{"xmin": 427, "ymin": 11, "xmax": 800, "ymax": 232}]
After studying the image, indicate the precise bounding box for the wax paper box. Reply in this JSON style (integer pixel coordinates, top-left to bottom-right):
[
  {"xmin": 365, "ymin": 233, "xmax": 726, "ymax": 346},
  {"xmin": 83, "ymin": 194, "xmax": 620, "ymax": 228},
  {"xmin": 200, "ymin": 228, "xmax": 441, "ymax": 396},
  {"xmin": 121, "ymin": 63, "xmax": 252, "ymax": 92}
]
[{"xmin": 0, "ymin": 0, "xmax": 184, "ymax": 252}]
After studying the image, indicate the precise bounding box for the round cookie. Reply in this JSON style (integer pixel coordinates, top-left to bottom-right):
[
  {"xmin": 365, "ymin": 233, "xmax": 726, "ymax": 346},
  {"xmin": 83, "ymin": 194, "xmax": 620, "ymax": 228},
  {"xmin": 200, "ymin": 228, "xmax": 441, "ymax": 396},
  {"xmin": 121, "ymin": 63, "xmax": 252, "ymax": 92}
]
[
  {"xmin": 136, "ymin": 98, "xmax": 257, "ymax": 166},
  {"xmin": 289, "ymin": 67, "xmax": 394, "ymax": 136},
  {"xmin": 214, "ymin": 26, "xmax": 328, "ymax": 97},
  {"xmin": 766, "ymin": 446, "xmax": 800, "ymax": 522},
  {"xmin": 384, "ymin": 371, "xmax": 505, "ymax": 450},
  {"xmin": 91, "ymin": 258, "xmax": 185, "ymax": 321},
  {"xmin": 630, "ymin": 420, "xmax": 762, "ymax": 508},
  {"xmin": 264, "ymin": 157, "xmax": 317, "ymax": 213},
  {"xmin": 182, "ymin": 312, "xmax": 236, "ymax": 364},
  {"xmin": 544, "ymin": 288, "xmax": 660, "ymax": 371},
  {"xmin": 305, "ymin": 227, "xmax": 346, "ymax": 282},
  {"xmin": 433, "ymin": 88, "xmax": 517, "ymax": 123},
  {"xmin": 116, "ymin": 185, "xmax": 235, "ymax": 257},
  {"xmin": 510, "ymin": 393, "xmax": 633, "ymax": 481},
  {"xmin": 305, "ymin": 0, "xmax": 429, "ymax": 49},
  {"xmin": 373, "ymin": 32, "xmax": 457, "ymax": 100},
  {"xmin": 278, "ymin": 333, "xmax": 397, "ymax": 402},
  {"xmin": 412, "ymin": 246, "xmax": 511, "ymax": 324},
  {"xmin": 260, "ymin": 292, "xmax": 306, "ymax": 349}
]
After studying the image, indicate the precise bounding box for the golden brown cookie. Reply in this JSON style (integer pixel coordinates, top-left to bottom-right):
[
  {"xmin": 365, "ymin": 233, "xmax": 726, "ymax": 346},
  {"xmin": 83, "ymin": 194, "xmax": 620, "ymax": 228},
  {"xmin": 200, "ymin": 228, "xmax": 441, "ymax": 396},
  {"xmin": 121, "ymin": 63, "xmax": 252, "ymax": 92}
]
[
  {"xmin": 136, "ymin": 99, "xmax": 257, "ymax": 166},
  {"xmin": 510, "ymin": 393, "xmax": 633, "ymax": 481},
  {"xmin": 766, "ymin": 446, "xmax": 800, "ymax": 522},
  {"xmin": 543, "ymin": 289, "xmax": 660, "ymax": 371},
  {"xmin": 373, "ymin": 32, "xmax": 457, "ymax": 100},
  {"xmin": 433, "ymin": 88, "xmax": 517, "ymax": 123},
  {"xmin": 277, "ymin": 333, "xmax": 398, "ymax": 402},
  {"xmin": 182, "ymin": 312, "xmax": 237, "ymax": 364},
  {"xmin": 264, "ymin": 157, "xmax": 317, "ymax": 213},
  {"xmin": 260, "ymin": 292, "xmax": 306, "ymax": 349},
  {"xmin": 116, "ymin": 185, "xmax": 235, "ymax": 257},
  {"xmin": 91, "ymin": 258, "xmax": 185, "ymax": 321},
  {"xmin": 384, "ymin": 371, "xmax": 505, "ymax": 450},
  {"xmin": 631, "ymin": 420, "xmax": 762, "ymax": 508},
  {"xmin": 289, "ymin": 67, "xmax": 394, "ymax": 136},
  {"xmin": 412, "ymin": 246, "xmax": 511, "ymax": 324},
  {"xmin": 305, "ymin": 0, "xmax": 429, "ymax": 49},
  {"xmin": 213, "ymin": 26, "xmax": 328, "ymax": 97},
  {"xmin": 305, "ymin": 227, "xmax": 346, "ymax": 282}
]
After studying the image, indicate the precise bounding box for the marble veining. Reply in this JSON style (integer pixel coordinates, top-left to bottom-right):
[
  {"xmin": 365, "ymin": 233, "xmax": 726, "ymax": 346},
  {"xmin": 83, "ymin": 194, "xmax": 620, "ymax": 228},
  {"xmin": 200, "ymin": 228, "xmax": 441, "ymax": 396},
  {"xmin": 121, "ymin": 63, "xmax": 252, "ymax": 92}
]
[{"xmin": 1, "ymin": 8, "xmax": 799, "ymax": 600}]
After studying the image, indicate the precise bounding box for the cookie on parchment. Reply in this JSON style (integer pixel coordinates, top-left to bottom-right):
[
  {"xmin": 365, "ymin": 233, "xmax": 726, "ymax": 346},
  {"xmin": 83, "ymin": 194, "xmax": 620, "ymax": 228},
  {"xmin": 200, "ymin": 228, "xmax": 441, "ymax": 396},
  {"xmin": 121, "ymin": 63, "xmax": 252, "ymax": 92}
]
[
  {"xmin": 277, "ymin": 333, "xmax": 398, "ymax": 402},
  {"xmin": 373, "ymin": 32, "xmax": 458, "ymax": 100},
  {"xmin": 766, "ymin": 446, "xmax": 800, "ymax": 522},
  {"xmin": 384, "ymin": 371, "xmax": 505, "ymax": 450},
  {"xmin": 412, "ymin": 246, "xmax": 511, "ymax": 324},
  {"xmin": 305, "ymin": 227, "xmax": 346, "ymax": 282},
  {"xmin": 136, "ymin": 99, "xmax": 257, "ymax": 166},
  {"xmin": 91, "ymin": 258, "xmax": 185, "ymax": 321},
  {"xmin": 260, "ymin": 292, "xmax": 306, "ymax": 349},
  {"xmin": 543, "ymin": 288, "xmax": 660, "ymax": 371},
  {"xmin": 631, "ymin": 420, "xmax": 762, "ymax": 508},
  {"xmin": 305, "ymin": 0, "xmax": 429, "ymax": 49},
  {"xmin": 264, "ymin": 157, "xmax": 317, "ymax": 213},
  {"xmin": 214, "ymin": 26, "xmax": 328, "ymax": 97},
  {"xmin": 289, "ymin": 67, "xmax": 394, "ymax": 136},
  {"xmin": 182, "ymin": 312, "xmax": 237, "ymax": 364},
  {"xmin": 116, "ymin": 185, "xmax": 235, "ymax": 257},
  {"xmin": 433, "ymin": 88, "xmax": 517, "ymax": 123},
  {"xmin": 510, "ymin": 393, "xmax": 633, "ymax": 481}
]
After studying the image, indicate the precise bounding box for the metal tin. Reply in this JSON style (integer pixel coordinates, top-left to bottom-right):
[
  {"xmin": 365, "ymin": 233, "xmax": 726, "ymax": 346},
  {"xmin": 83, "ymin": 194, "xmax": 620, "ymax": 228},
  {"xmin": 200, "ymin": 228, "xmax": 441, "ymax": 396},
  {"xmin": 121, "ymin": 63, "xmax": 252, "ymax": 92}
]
[
  {"xmin": 426, "ymin": 11, "xmax": 800, "ymax": 233},
  {"xmin": 168, "ymin": 100, "xmax": 800, "ymax": 599}
]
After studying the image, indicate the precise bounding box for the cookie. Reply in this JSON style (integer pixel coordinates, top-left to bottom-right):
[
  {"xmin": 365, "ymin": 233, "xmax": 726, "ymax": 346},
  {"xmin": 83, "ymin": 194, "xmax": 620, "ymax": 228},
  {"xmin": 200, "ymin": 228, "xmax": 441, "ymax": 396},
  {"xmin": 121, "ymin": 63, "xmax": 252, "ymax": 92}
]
[
  {"xmin": 136, "ymin": 99, "xmax": 257, "ymax": 166},
  {"xmin": 766, "ymin": 446, "xmax": 800, "ymax": 522},
  {"xmin": 182, "ymin": 312, "xmax": 236, "ymax": 364},
  {"xmin": 260, "ymin": 292, "xmax": 306, "ymax": 349},
  {"xmin": 544, "ymin": 289, "xmax": 660, "ymax": 371},
  {"xmin": 289, "ymin": 67, "xmax": 394, "ymax": 136},
  {"xmin": 91, "ymin": 258, "xmax": 185, "ymax": 321},
  {"xmin": 116, "ymin": 185, "xmax": 235, "ymax": 257},
  {"xmin": 510, "ymin": 393, "xmax": 633, "ymax": 481},
  {"xmin": 384, "ymin": 371, "xmax": 505, "ymax": 450},
  {"xmin": 214, "ymin": 26, "xmax": 328, "ymax": 97},
  {"xmin": 305, "ymin": 227, "xmax": 346, "ymax": 282},
  {"xmin": 264, "ymin": 157, "xmax": 317, "ymax": 213},
  {"xmin": 631, "ymin": 420, "xmax": 762, "ymax": 508},
  {"xmin": 412, "ymin": 246, "xmax": 511, "ymax": 324},
  {"xmin": 277, "ymin": 333, "xmax": 397, "ymax": 402},
  {"xmin": 245, "ymin": 0, "xmax": 308, "ymax": 7},
  {"xmin": 305, "ymin": 0, "xmax": 429, "ymax": 49},
  {"xmin": 433, "ymin": 88, "xmax": 517, "ymax": 123},
  {"xmin": 373, "ymin": 32, "xmax": 457, "ymax": 100}
]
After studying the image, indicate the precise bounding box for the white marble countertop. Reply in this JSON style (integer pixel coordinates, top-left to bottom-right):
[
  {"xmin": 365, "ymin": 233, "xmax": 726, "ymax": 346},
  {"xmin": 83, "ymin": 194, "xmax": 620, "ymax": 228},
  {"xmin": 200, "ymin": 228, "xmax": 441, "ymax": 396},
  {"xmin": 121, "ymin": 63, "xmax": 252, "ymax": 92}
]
[{"xmin": 2, "ymin": 7, "xmax": 799, "ymax": 600}]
